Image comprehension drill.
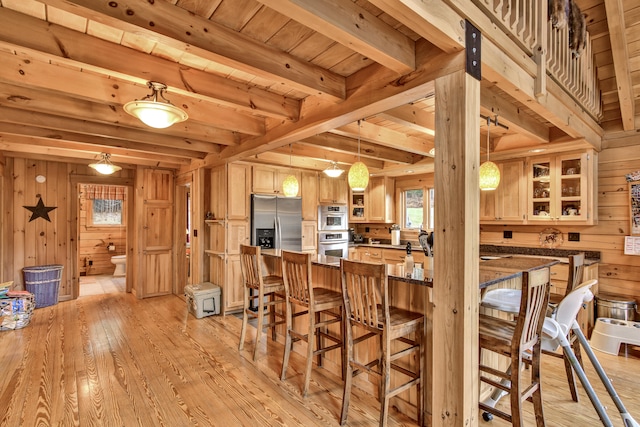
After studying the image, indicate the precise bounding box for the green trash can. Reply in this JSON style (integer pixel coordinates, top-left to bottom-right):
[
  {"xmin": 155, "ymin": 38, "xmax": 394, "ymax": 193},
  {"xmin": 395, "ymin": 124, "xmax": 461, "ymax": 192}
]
[{"xmin": 23, "ymin": 264, "xmax": 63, "ymax": 308}]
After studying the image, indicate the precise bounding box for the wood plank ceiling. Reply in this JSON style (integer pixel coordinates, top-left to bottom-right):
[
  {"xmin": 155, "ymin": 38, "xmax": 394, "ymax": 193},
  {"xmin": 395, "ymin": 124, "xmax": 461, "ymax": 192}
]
[{"xmin": 0, "ymin": 0, "xmax": 637, "ymax": 175}]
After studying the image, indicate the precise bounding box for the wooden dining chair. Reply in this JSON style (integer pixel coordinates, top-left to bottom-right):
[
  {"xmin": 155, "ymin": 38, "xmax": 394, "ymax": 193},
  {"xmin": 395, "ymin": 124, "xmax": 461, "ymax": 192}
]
[
  {"xmin": 238, "ymin": 244, "xmax": 286, "ymax": 361},
  {"xmin": 545, "ymin": 252, "xmax": 585, "ymax": 402},
  {"xmin": 339, "ymin": 259, "xmax": 424, "ymax": 427},
  {"xmin": 479, "ymin": 267, "xmax": 550, "ymax": 427},
  {"xmin": 280, "ymin": 250, "xmax": 344, "ymax": 397}
]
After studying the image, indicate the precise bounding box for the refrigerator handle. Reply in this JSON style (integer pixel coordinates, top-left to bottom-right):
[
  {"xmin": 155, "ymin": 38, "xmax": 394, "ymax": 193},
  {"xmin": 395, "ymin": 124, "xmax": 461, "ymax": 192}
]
[{"xmin": 276, "ymin": 216, "xmax": 282, "ymax": 249}]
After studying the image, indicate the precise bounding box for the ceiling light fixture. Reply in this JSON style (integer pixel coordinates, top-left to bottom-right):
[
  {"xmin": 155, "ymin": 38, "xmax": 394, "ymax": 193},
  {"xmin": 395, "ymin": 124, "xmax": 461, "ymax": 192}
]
[
  {"xmin": 123, "ymin": 81, "xmax": 188, "ymax": 129},
  {"xmin": 479, "ymin": 115, "xmax": 501, "ymax": 191},
  {"xmin": 282, "ymin": 144, "xmax": 299, "ymax": 197},
  {"xmin": 323, "ymin": 161, "xmax": 344, "ymax": 178},
  {"xmin": 348, "ymin": 120, "xmax": 369, "ymax": 192},
  {"xmin": 89, "ymin": 153, "xmax": 122, "ymax": 175}
]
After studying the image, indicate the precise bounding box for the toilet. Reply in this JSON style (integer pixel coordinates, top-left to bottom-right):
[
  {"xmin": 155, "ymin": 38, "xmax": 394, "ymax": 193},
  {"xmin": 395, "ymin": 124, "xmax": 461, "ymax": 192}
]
[{"xmin": 111, "ymin": 255, "xmax": 126, "ymax": 276}]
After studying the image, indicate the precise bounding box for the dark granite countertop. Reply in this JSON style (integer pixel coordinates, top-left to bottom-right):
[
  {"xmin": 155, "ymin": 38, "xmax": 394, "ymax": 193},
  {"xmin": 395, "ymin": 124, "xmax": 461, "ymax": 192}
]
[
  {"xmin": 261, "ymin": 250, "xmax": 557, "ymax": 290},
  {"xmin": 480, "ymin": 244, "xmax": 600, "ymax": 264}
]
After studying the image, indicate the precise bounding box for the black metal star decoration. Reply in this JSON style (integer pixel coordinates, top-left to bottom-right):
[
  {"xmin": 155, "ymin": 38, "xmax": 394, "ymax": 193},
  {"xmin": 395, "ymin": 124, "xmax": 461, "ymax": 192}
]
[{"xmin": 23, "ymin": 197, "xmax": 57, "ymax": 222}]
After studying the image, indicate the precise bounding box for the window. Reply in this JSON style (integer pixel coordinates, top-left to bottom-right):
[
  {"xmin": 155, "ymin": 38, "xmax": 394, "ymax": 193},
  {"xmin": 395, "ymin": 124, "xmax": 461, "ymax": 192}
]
[
  {"xmin": 401, "ymin": 188, "xmax": 434, "ymax": 230},
  {"xmin": 90, "ymin": 199, "xmax": 123, "ymax": 226}
]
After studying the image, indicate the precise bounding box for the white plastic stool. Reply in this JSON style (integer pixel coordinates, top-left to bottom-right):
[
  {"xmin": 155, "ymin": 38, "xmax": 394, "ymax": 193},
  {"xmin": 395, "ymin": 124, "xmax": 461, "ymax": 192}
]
[{"xmin": 590, "ymin": 317, "xmax": 640, "ymax": 355}]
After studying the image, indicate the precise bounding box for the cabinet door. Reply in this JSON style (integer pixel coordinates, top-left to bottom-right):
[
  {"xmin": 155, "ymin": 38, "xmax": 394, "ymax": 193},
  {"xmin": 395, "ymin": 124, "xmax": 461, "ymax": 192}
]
[
  {"xmin": 557, "ymin": 152, "xmax": 588, "ymax": 222},
  {"xmin": 497, "ymin": 160, "xmax": 525, "ymax": 222},
  {"xmin": 227, "ymin": 220, "xmax": 250, "ymax": 255},
  {"xmin": 275, "ymin": 169, "xmax": 300, "ymax": 196},
  {"xmin": 252, "ymin": 165, "xmax": 277, "ymax": 194},
  {"xmin": 350, "ymin": 190, "xmax": 366, "ymax": 222},
  {"xmin": 529, "ymin": 156, "xmax": 556, "ymax": 221},
  {"xmin": 301, "ymin": 220, "xmax": 317, "ymax": 251},
  {"xmin": 319, "ymin": 175, "xmax": 348, "ymax": 204},
  {"xmin": 368, "ymin": 176, "xmax": 394, "ymax": 222},
  {"xmin": 301, "ymin": 171, "xmax": 318, "ymax": 220},
  {"xmin": 228, "ymin": 163, "xmax": 251, "ymax": 220},
  {"xmin": 225, "ymin": 255, "xmax": 244, "ymax": 312}
]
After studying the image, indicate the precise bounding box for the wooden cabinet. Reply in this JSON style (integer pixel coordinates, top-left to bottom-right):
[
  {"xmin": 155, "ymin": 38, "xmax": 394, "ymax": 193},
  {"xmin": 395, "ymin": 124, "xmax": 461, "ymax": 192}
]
[
  {"xmin": 301, "ymin": 171, "xmax": 318, "ymax": 221},
  {"xmin": 253, "ymin": 165, "xmax": 300, "ymax": 196},
  {"xmin": 480, "ymin": 160, "xmax": 526, "ymax": 224},
  {"xmin": 228, "ymin": 163, "xmax": 251, "ymax": 220},
  {"xmin": 301, "ymin": 220, "xmax": 317, "ymax": 252},
  {"xmin": 368, "ymin": 176, "xmax": 394, "ymax": 222},
  {"xmin": 527, "ymin": 150, "xmax": 596, "ymax": 224},
  {"xmin": 318, "ymin": 175, "xmax": 348, "ymax": 204},
  {"xmin": 349, "ymin": 176, "xmax": 394, "ymax": 223}
]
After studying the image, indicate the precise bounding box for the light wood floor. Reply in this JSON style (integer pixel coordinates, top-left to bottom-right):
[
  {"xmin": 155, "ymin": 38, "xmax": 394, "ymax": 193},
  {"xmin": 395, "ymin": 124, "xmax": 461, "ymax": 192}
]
[
  {"xmin": 79, "ymin": 274, "xmax": 126, "ymax": 297},
  {"xmin": 0, "ymin": 292, "xmax": 638, "ymax": 426}
]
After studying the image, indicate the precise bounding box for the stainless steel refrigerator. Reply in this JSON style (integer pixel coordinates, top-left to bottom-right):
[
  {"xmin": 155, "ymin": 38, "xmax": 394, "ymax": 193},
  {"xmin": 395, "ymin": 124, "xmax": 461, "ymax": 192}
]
[{"xmin": 251, "ymin": 194, "xmax": 302, "ymax": 251}]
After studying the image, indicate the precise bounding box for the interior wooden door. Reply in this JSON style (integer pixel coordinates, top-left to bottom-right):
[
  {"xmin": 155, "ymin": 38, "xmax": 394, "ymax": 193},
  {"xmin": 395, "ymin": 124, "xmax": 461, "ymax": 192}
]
[{"xmin": 136, "ymin": 169, "xmax": 174, "ymax": 298}]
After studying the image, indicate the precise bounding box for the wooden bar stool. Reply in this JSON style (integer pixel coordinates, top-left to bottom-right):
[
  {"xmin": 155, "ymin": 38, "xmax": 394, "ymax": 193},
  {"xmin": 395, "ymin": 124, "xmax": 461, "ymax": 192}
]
[
  {"xmin": 479, "ymin": 268, "xmax": 550, "ymax": 427},
  {"xmin": 238, "ymin": 244, "xmax": 286, "ymax": 361},
  {"xmin": 280, "ymin": 250, "xmax": 344, "ymax": 397},
  {"xmin": 339, "ymin": 259, "xmax": 424, "ymax": 427},
  {"xmin": 545, "ymin": 252, "xmax": 585, "ymax": 402}
]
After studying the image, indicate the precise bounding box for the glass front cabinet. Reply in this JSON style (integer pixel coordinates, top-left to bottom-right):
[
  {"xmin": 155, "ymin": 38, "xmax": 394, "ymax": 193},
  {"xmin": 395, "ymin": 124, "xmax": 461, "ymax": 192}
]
[{"xmin": 527, "ymin": 150, "xmax": 596, "ymax": 224}]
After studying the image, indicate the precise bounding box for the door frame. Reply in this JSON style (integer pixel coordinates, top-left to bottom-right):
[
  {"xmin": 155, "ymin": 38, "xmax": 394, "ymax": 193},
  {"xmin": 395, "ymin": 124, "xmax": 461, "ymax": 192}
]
[{"xmin": 70, "ymin": 175, "xmax": 135, "ymax": 299}]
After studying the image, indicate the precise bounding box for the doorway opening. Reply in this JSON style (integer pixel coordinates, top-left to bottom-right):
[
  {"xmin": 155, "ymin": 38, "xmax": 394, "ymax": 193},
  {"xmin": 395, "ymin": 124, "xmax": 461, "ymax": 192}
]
[{"xmin": 77, "ymin": 183, "xmax": 129, "ymax": 297}]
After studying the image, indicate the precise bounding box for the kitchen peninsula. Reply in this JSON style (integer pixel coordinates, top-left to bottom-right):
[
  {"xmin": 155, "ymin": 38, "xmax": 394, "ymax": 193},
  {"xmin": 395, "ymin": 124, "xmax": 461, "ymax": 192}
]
[{"xmin": 260, "ymin": 249, "xmax": 557, "ymax": 422}]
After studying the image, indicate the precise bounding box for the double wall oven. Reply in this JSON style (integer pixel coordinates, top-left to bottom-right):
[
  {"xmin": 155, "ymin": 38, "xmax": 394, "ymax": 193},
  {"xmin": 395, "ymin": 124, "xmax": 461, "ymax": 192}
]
[{"xmin": 318, "ymin": 205, "xmax": 349, "ymax": 258}]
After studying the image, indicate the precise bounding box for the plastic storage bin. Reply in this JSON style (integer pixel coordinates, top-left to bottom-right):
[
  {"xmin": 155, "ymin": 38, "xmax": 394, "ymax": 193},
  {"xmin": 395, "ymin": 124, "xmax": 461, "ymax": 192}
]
[
  {"xmin": 185, "ymin": 282, "xmax": 221, "ymax": 318},
  {"xmin": 23, "ymin": 264, "xmax": 63, "ymax": 308}
]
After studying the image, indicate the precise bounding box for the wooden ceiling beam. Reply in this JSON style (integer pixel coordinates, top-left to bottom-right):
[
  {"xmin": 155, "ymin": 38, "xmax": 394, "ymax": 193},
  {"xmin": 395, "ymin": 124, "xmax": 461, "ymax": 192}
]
[
  {"xmin": 0, "ymin": 106, "xmax": 221, "ymax": 154},
  {"xmin": 0, "ymin": 50, "xmax": 265, "ymax": 136},
  {"xmin": 604, "ymin": 0, "xmax": 635, "ymax": 131},
  {"xmin": 258, "ymin": 0, "xmax": 415, "ymax": 74},
  {"xmin": 207, "ymin": 43, "xmax": 463, "ymax": 166},
  {"xmin": 272, "ymin": 143, "xmax": 385, "ymax": 169},
  {"xmin": 0, "ymin": 135, "xmax": 189, "ymax": 168},
  {"xmin": 0, "ymin": 123, "xmax": 209, "ymax": 160},
  {"xmin": 301, "ymin": 133, "xmax": 417, "ymax": 164},
  {"xmin": 480, "ymin": 85, "xmax": 550, "ymax": 143},
  {"xmin": 41, "ymin": 0, "xmax": 346, "ymax": 100},
  {"xmin": 0, "ymin": 7, "xmax": 300, "ymax": 122},
  {"xmin": 376, "ymin": 103, "xmax": 435, "ymax": 136},
  {"xmin": 332, "ymin": 120, "xmax": 433, "ymax": 156}
]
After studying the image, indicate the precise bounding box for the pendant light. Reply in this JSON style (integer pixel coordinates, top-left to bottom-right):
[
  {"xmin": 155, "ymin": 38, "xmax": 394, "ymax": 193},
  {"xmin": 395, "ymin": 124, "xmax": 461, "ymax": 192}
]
[
  {"xmin": 323, "ymin": 161, "xmax": 344, "ymax": 177},
  {"xmin": 479, "ymin": 115, "xmax": 501, "ymax": 191},
  {"xmin": 348, "ymin": 120, "xmax": 369, "ymax": 192},
  {"xmin": 282, "ymin": 144, "xmax": 299, "ymax": 197},
  {"xmin": 89, "ymin": 153, "xmax": 122, "ymax": 175},
  {"xmin": 123, "ymin": 81, "xmax": 188, "ymax": 129}
]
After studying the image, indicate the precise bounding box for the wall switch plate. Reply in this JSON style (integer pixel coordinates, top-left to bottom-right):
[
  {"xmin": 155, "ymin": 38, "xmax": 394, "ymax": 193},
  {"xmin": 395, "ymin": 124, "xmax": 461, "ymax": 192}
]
[
  {"xmin": 365, "ymin": 227, "xmax": 370, "ymax": 232},
  {"xmin": 503, "ymin": 230, "xmax": 513, "ymax": 239},
  {"xmin": 568, "ymin": 232, "xmax": 580, "ymax": 242}
]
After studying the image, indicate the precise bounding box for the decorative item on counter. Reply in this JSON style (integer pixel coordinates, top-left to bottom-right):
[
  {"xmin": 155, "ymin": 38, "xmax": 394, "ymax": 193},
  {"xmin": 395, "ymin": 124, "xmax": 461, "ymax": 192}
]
[
  {"xmin": 404, "ymin": 242, "xmax": 414, "ymax": 274},
  {"xmin": 205, "ymin": 211, "xmax": 215, "ymax": 220},
  {"xmin": 539, "ymin": 228, "xmax": 564, "ymax": 248}
]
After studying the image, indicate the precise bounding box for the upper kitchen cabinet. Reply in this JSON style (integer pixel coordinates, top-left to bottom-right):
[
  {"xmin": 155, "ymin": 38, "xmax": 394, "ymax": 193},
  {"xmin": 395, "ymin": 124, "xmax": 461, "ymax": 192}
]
[
  {"xmin": 252, "ymin": 165, "xmax": 300, "ymax": 196},
  {"xmin": 318, "ymin": 175, "xmax": 348, "ymax": 204},
  {"xmin": 480, "ymin": 160, "xmax": 526, "ymax": 224},
  {"xmin": 228, "ymin": 163, "xmax": 251, "ymax": 220},
  {"xmin": 301, "ymin": 171, "xmax": 319, "ymax": 221},
  {"xmin": 350, "ymin": 176, "xmax": 395, "ymax": 223},
  {"xmin": 527, "ymin": 150, "xmax": 597, "ymax": 224}
]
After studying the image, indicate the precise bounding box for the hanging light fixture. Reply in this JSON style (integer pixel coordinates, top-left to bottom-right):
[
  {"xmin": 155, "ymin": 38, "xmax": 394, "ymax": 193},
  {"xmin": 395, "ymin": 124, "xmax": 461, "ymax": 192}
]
[
  {"xmin": 89, "ymin": 153, "xmax": 122, "ymax": 175},
  {"xmin": 282, "ymin": 144, "xmax": 299, "ymax": 197},
  {"xmin": 348, "ymin": 120, "xmax": 369, "ymax": 192},
  {"xmin": 479, "ymin": 115, "xmax": 501, "ymax": 191},
  {"xmin": 123, "ymin": 81, "xmax": 188, "ymax": 129},
  {"xmin": 323, "ymin": 161, "xmax": 344, "ymax": 178}
]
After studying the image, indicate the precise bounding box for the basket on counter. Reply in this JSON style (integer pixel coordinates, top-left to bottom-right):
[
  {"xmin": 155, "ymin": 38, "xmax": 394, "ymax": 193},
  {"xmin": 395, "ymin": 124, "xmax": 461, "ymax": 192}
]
[
  {"xmin": 0, "ymin": 293, "xmax": 35, "ymax": 330},
  {"xmin": 23, "ymin": 264, "xmax": 63, "ymax": 308}
]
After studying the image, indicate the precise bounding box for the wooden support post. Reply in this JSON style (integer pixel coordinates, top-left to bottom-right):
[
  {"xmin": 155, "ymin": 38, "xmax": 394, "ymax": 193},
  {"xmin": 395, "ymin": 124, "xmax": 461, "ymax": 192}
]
[{"xmin": 432, "ymin": 69, "xmax": 480, "ymax": 426}]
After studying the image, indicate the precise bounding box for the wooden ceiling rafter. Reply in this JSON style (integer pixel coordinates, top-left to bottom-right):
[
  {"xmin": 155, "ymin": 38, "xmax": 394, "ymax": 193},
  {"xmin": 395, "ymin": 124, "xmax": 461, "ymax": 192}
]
[{"xmin": 0, "ymin": 7, "xmax": 301, "ymax": 122}]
